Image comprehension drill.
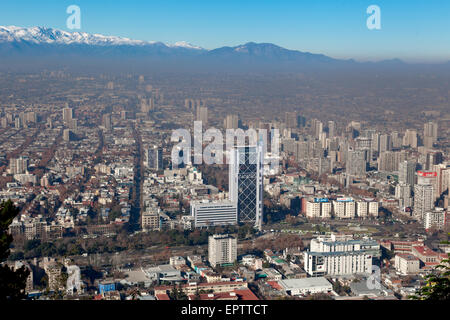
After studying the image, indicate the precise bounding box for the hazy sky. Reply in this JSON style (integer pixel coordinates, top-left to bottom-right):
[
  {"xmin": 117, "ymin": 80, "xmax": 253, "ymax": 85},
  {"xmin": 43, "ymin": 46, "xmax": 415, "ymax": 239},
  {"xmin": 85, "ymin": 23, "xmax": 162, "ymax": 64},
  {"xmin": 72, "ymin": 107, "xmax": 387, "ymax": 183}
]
[{"xmin": 1, "ymin": 0, "xmax": 449, "ymax": 62}]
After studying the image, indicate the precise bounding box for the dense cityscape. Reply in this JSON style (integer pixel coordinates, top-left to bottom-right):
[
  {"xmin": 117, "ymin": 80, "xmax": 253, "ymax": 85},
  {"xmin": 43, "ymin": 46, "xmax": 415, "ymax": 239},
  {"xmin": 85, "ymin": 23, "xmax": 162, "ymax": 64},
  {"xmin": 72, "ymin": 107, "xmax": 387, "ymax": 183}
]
[
  {"xmin": 0, "ymin": 69, "xmax": 448, "ymax": 301},
  {"xmin": 0, "ymin": 2, "xmax": 449, "ymax": 309}
]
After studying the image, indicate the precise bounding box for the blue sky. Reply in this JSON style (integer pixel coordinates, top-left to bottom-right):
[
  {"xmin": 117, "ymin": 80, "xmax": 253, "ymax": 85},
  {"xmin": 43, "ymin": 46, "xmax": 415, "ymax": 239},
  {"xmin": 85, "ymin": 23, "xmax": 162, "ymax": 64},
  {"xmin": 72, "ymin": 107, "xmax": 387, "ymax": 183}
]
[{"xmin": 0, "ymin": 0, "xmax": 449, "ymax": 62}]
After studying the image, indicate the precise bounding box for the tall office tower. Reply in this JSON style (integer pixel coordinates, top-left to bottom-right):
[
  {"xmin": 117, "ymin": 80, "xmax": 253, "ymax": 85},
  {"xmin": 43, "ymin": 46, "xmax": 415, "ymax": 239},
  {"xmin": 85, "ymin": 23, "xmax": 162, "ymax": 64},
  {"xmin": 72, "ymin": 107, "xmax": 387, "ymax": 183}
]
[
  {"xmin": 399, "ymin": 160, "xmax": 416, "ymax": 186},
  {"xmin": 396, "ymin": 183, "xmax": 413, "ymax": 208},
  {"xmin": 347, "ymin": 149, "xmax": 366, "ymax": 177},
  {"xmin": 196, "ymin": 106, "xmax": 208, "ymax": 125},
  {"xmin": 102, "ymin": 114, "xmax": 112, "ymax": 131},
  {"xmin": 224, "ymin": 114, "xmax": 239, "ymax": 130},
  {"xmin": 424, "ymin": 121, "xmax": 438, "ymax": 147},
  {"xmin": 229, "ymin": 142, "xmax": 264, "ymax": 230},
  {"xmin": 120, "ymin": 110, "xmax": 127, "ymax": 120},
  {"xmin": 379, "ymin": 134, "xmax": 392, "ymax": 153},
  {"xmin": 414, "ymin": 184, "xmax": 434, "ymax": 219},
  {"xmin": 62, "ymin": 107, "xmax": 73, "ymax": 124},
  {"xmin": 1, "ymin": 117, "xmax": 7, "ymax": 128},
  {"xmin": 328, "ymin": 121, "xmax": 336, "ymax": 138},
  {"xmin": 285, "ymin": 111, "xmax": 298, "ymax": 129},
  {"xmin": 403, "ymin": 129, "xmax": 418, "ymax": 148},
  {"xmin": 147, "ymin": 145, "xmax": 163, "ymax": 170},
  {"xmin": 208, "ymin": 234, "xmax": 237, "ymax": 267}
]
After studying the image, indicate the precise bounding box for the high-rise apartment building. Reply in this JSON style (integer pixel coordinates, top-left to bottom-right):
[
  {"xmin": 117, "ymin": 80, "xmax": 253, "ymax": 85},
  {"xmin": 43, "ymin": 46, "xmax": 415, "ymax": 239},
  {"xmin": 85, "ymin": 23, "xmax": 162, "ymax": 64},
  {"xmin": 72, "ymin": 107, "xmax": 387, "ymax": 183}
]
[
  {"xmin": 399, "ymin": 160, "xmax": 416, "ymax": 186},
  {"xmin": 9, "ymin": 156, "xmax": 29, "ymax": 174},
  {"xmin": 208, "ymin": 234, "xmax": 237, "ymax": 267},
  {"xmin": 403, "ymin": 129, "xmax": 418, "ymax": 148},
  {"xmin": 347, "ymin": 149, "xmax": 366, "ymax": 177},
  {"xmin": 63, "ymin": 107, "xmax": 73, "ymax": 124},
  {"xmin": 424, "ymin": 122, "xmax": 438, "ymax": 148},
  {"xmin": 285, "ymin": 111, "xmax": 298, "ymax": 129},
  {"xmin": 414, "ymin": 184, "xmax": 434, "ymax": 219},
  {"xmin": 224, "ymin": 114, "xmax": 239, "ymax": 130},
  {"xmin": 196, "ymin": 106, "xmax": 208, "ymax": 125}
]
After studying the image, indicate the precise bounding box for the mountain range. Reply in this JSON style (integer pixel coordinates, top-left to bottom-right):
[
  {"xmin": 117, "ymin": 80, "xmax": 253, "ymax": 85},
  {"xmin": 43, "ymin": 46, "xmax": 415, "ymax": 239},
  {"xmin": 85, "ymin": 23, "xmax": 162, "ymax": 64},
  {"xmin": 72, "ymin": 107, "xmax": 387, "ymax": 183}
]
[{"xmin": 0, "ymin": 25, "xmax": 447, "ymax": 73}]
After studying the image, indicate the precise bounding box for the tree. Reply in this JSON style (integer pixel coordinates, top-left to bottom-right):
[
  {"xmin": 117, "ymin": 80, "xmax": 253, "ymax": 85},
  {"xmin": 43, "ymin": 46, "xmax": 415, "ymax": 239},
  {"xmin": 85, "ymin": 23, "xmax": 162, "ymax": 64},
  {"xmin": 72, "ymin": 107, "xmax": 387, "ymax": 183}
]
[
  {"xmin": 410, "ymin": 252, "xmax": 450, "ymax": 300},
  {"xmin": 0, "ymin": 200, "xmax": 30, "ymax": 300}
]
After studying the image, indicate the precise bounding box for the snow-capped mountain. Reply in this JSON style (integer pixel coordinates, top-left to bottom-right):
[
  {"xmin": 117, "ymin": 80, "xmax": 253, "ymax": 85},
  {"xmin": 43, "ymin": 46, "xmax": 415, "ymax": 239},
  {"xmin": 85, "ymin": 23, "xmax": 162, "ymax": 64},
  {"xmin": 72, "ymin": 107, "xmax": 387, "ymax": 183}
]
[
  {"xmin": 0, "ymin": 25, "xmax": 204, "ymax": 49},
  {"xmin": 0, "ymin": 25, "xmax": 415, "ymax": 72}
]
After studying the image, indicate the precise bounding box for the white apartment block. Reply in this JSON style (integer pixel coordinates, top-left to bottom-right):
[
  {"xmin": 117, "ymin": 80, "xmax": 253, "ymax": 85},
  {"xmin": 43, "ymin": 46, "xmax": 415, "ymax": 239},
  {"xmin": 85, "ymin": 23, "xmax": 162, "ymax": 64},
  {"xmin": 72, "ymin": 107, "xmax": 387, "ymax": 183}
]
[
  {"xmin": 394, "ymin": 254, "xmax": 420, "ymax": 275},
  {"xmin": 306, "ymin": 200, "xmax": 331, "ymax": 218},
  {"xmin": 304, "ymin": 234, "xmax": 380, "ymax": 276},
  {"xmin": 332, "ymin": 199, "xmax": 355, "ymax": 219},
  {"xmin": 208, "ymin": 234, "xmax": 237, "ymax": 267},
  {"xmin": 368, "ymin": 201, "xmax": 379, "ymax": 217},
  {"xmin": 356, "ymin": 201, "xmax": 368, "ymax": 217},
  {"xmin": 191, "ymin": 201, "xmax": 237, "ymax": 228},
  {"xmin": 423, "ymin": 209, "xmax": 447, "ymax": 231}
]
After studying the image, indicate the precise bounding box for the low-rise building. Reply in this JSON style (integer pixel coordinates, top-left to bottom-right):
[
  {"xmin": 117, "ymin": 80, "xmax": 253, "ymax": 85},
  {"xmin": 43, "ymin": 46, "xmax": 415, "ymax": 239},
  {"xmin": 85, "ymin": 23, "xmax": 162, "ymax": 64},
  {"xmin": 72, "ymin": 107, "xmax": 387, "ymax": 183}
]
[
  {"xmin": 278, "ymin": 277, "xmax": 332, "ymax": 296},
  {"xmin": 394, "ymin": 254, "xmax": 420, "ymax": 275}
]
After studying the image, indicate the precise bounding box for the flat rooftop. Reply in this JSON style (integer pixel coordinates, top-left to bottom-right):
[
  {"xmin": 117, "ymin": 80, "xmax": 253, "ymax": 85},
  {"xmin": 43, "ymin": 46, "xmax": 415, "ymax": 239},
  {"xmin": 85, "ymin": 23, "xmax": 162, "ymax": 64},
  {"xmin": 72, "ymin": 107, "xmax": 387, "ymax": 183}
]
[{"xmin": 279, "ymin": 277, "xmax": 331, "ymax": 290}]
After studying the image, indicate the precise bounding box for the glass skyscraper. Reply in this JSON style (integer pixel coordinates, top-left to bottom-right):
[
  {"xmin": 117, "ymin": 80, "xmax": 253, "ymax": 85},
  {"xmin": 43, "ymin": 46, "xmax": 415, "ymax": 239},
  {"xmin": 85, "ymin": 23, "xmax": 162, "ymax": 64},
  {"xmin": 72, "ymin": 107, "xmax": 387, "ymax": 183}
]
[{"xmin": 229, "ymin": 142, "xmax": 264, "ymax": 230}]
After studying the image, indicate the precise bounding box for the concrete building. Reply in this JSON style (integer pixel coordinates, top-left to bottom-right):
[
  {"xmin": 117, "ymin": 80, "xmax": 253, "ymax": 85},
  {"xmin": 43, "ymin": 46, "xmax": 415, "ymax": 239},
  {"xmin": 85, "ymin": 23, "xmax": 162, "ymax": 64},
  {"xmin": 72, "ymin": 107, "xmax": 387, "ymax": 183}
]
[
  {"xmin": 208, "ymin": 234, "xmax": 237, "ymax": 267},
  {"xmin": 333, "ymin": 198, "xmax": 355, "ymax": 219},
  {"xmin": 278, "ymin": 277, "xmax": 332, "ymax": 296},
  {"xmin": 304, "ymin": 234, "xmax": 380, "ymax": 276},
  {"xmin": 394, "ymin": 254, "xmax": 420, "ymax": 275},
  {"xmin": 306, "ymin": 198, "xmax": 332, "ymax": 219},
  {"xmin": 191, "ymin": 201, "xmax": 237, "ymax": 228},
  {"xmin": 399, "ymin": 160, "xmax": 416, "ymax": 186},
  {"xmin": 224, "ymin": 114, "xmax": 239, "ymax": 130},
  {"xmin": 423, "ymin": 209, "xmax": 447, "ymax": 231},
  {"xmin": 141, "ymin": 209, "xmax": 161, "ymax": 231},
  {"xmin": 414, "ymin": 184, "xmax": 434, "ymax": 219}
]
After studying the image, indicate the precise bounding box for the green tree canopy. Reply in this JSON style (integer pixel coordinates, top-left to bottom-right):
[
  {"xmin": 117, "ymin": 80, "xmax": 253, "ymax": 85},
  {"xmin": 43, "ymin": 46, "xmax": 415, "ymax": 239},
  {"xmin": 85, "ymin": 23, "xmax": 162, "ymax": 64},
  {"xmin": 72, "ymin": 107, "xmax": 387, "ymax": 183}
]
[{"xmin": 0, "ymin": 200, "xmax": 30, "ymax": 300}]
